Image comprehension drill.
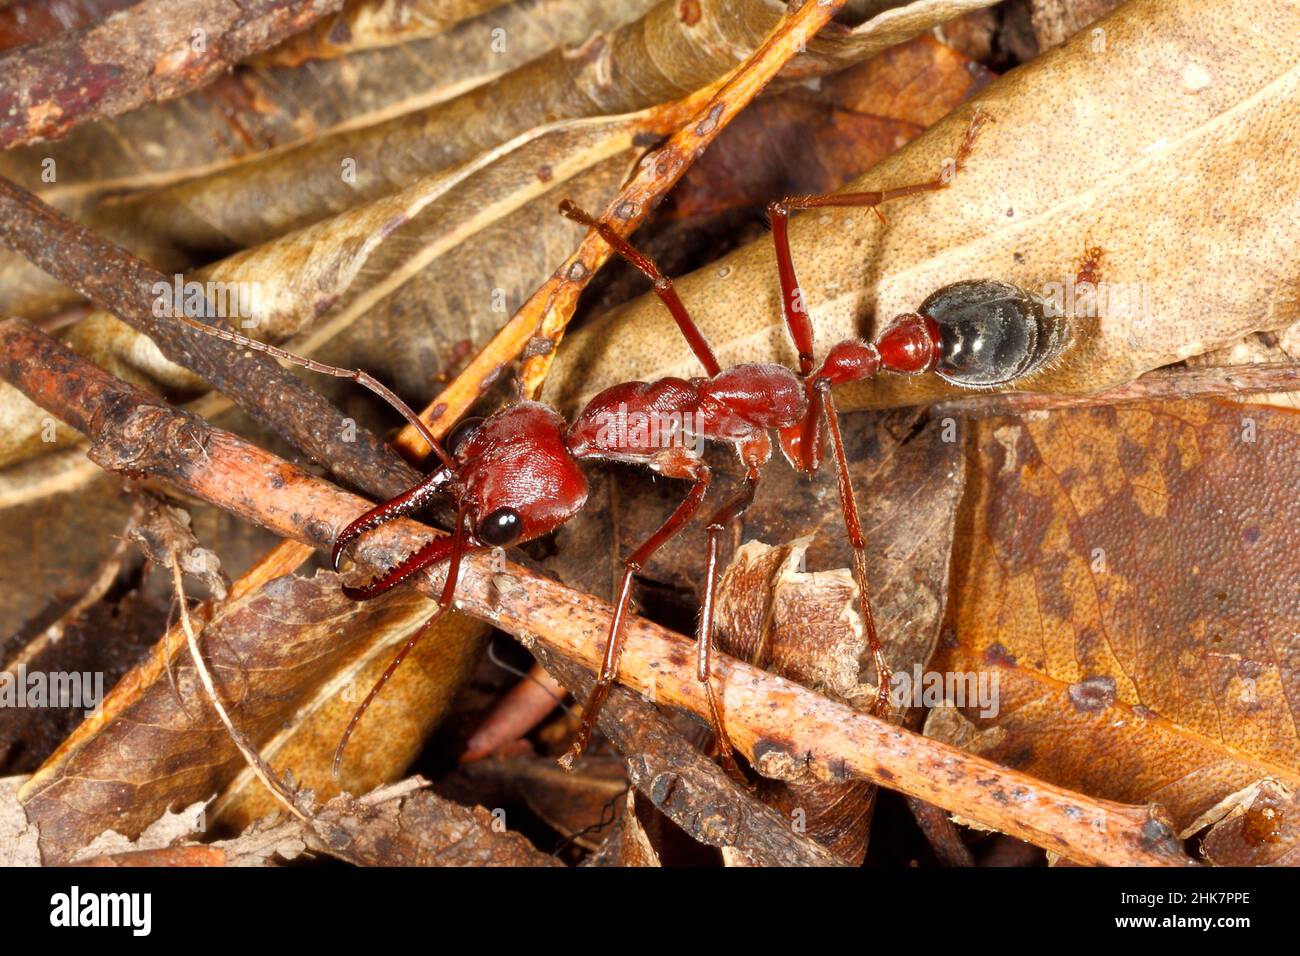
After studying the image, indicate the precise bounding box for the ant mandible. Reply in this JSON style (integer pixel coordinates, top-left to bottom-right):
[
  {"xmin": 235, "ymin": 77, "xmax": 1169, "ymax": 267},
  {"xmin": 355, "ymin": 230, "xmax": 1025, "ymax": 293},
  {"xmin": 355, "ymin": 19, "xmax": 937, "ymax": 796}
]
[{"xmin": 178, "ymin": 109, "xmax": 1065, "ymax": 779}]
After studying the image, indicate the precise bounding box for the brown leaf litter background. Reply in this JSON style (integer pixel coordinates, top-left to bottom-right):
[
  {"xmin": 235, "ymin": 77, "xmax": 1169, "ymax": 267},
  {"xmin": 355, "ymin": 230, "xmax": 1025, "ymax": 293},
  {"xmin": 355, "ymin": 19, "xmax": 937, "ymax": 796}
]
[{"xmin": 0, "ymin": 0, "xmax": 1297, "ymax": 867}]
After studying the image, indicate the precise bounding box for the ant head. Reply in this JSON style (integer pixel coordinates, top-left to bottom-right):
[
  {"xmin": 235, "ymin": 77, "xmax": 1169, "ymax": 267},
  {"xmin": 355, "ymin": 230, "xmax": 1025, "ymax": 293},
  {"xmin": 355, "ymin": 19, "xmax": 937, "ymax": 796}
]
[
  {"xmin": 920, "ymin": 279, "xmax": 1065, "ymax": 388},
  {"xmin": 452, "ymin": 402, "xmax": 589, "ymax": 548}
]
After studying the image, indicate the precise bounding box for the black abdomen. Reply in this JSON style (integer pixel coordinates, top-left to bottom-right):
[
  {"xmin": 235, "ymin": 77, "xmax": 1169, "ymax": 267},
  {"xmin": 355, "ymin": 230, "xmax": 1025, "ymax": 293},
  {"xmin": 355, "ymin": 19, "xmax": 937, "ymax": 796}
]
[{"xmin": 921, "ymin": 280, "xmax": 1065, "ymax": 387}]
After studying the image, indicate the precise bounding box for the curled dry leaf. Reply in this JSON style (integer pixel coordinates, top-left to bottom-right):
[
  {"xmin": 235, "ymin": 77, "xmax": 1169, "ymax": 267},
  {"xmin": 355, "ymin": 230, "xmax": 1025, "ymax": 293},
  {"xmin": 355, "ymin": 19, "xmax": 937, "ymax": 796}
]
[
  {"xmin": 0, "ymin": 0, "xmax": 633, "ymax": 204},
  {"xmin": 544, "ymin": 0, "xmax": 1300, "ymax": 415},
  {"xmin": 0, "ymin": 0, "xmax": 347, "ymax": 151},
  {"xmin": 251, "ymin": 0, "xmax": 512, "ymax": 67},
  {"xmin": 930, "ymin": 399, "xmax": 1300, "ymax": 865},
  {"xmin": 0, "ymin": 114, "xmax": 643, "ymax": 466},
  {"xmin": 0, "ymin": 0, "xmax": 997, "ymax": 318},
  {"xmin": 703, "ymin": 409, "xmax": 962, "ymax": 862},
  {"xmin": 716, "ymin": 539, "xmax": 880, "ymax": 862},
  {"xmin": 16, "ymin": 566, "xmax": 477, "ymax": 862},
  {"xmin": 718, "ymin": 539, "xmax": 879, "ymax": 709}
]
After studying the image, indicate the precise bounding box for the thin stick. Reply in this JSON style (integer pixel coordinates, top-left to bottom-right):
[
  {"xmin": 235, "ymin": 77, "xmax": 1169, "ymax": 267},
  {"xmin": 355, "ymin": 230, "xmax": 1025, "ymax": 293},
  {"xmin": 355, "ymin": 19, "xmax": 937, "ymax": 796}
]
[
  {"xmin": 1, "ymin": 319, "xmax": 1196, "ymax": 867},
  {"xmin": 517, "ymin": 0, "xmax": 851, "ymax": 396},
  {"xmin": 929, "ymin": 361, "xmax": 1300, "ymax": 418},
  {"xmin": 169, "ymin": 552, "xmax": 311, "ymax": 823}
]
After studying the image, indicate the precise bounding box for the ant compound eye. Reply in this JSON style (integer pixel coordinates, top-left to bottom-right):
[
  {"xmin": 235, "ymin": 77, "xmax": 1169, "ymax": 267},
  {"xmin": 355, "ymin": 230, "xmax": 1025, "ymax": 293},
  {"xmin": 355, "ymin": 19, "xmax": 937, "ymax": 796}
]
[
  {"xmin": 921, "ymin": 280, "xmax": 1064, "ymax": 388},
  {"xmin": 477, "ymin": 507, "xmax": 523, "ymax": 546},
  {"xmin": 447, "ymin": 417, "xmax": 485, "ymax": 456}
]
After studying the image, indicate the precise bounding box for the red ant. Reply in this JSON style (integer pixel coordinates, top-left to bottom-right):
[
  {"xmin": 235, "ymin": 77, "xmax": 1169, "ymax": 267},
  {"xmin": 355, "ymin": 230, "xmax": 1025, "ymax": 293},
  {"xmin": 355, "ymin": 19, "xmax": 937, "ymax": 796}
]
[{"xmin": 178, "ymin": 110, "xmax": 1064, "ymax": 779}]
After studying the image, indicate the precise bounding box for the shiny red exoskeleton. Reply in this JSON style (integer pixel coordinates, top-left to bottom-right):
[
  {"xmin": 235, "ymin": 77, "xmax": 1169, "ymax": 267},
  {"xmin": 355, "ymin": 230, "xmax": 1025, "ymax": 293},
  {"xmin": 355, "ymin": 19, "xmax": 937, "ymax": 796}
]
[{"xmin": 288, "ymin": 111, "xmax": 1064, "ymax": 777}]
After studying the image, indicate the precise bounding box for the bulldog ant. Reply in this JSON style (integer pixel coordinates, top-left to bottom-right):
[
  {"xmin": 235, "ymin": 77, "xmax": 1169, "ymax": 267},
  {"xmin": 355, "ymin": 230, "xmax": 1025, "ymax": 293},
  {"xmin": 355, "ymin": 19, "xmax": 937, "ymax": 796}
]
[{"xmin": 174, "ymin": 110, "xmax": 1065, "ymax": 779}]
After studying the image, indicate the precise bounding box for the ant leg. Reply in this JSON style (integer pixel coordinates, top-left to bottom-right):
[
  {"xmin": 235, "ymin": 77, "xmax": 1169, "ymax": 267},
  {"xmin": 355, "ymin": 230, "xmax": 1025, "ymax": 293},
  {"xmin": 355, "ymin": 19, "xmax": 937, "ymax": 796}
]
[
  {"xmin": 558, "ymin": 460, "xmax": 712, "ymax": 770},
  {"xmin": 697, "ymin": 468, "xmax": 761, "ymax": 783},
  {"xmin": 559, "ymin": 200, "xmax": 721, "ymax": 378},
  {"xmin": 333, "ymin": 507, "xmax": 469, "ymax": 777},
  {"xmin": 816, "ymin": 381, "xmax": 893, "ymax": 716},
  {"xmin": 768, "ymin": 109, "xmax": 990, "ymax": 377}
]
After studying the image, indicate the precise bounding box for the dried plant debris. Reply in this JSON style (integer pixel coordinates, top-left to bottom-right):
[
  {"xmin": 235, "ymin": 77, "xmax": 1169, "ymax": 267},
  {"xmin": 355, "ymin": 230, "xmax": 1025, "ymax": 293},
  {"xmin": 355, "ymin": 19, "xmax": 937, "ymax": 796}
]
[
  {"xmin": 545, "ymin": 0, "xmax": 1300, "ymax": 413},
  {"xmin": 0, "ymin": 0, "xmax": 1294, "ymax": 872}
]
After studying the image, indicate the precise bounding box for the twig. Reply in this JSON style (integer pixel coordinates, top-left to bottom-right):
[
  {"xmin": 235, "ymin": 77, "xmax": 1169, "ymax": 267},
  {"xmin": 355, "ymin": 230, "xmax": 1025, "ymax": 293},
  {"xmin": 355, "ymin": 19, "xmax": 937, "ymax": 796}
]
[
  {"xmin": 905, "ymin": 794, "xmax": 975, "ymax": 866},
  {"xmin": 532, "ymin": 644, "xmax": 844, "ymax": 867},
  {"xmin": 0, "ymin": 173, "xmax": 425, "ymax": 502},
  {"xmin": 396, "ymin": 0, "xmax": 851, "ymax": 440},
  {"xmin": 146, "ymin": 0, "xmax": 859, "ymax": 694},
  {"xmin": 0, "ymin": 318, "xmax": 1197, "ymax": 867},
  {"xmin": 930, "ymin": 362, "xmax": 1300, "ymax": 418},
  {"xmin": 516, "ymin": 0, "xmax": 851, "ymax": 396},
  {"xmin": 460, "ymin": 660, "xmax": 568, "ymax": 763},
  {"xmin": 0, "ymin": 0, "xmax": 345, "ymax": 149},
  {"xmin": 167, "ymin": 553, "xmax": 312, "ymax": 824}
]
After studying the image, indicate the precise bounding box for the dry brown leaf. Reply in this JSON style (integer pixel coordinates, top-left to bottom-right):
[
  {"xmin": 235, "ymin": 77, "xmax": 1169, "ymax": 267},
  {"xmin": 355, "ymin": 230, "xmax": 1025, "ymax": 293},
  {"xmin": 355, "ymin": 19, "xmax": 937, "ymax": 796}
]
[
  {"xmin": 0, "ymin": 775, "xmax": 40, "ymax": 866},
  {"xmin": 252, "ymin": 0, "xmax": 512, "ymax": 67},
  {"xmin": 0, "ymin": 0, "xmax": 996, "ymax": 318},
  {"xmin": 15, "ymin": 566, "xmax": 477, "ymax": 862},
  {"xmin": 210, "ymin": 599, "xmax": 486, "ymax": 830},
  {"xmin": 544, "ymin": 0, "xmax": 1300, "ymax": 415},
  {"xmin": 929, "ymin": 399, "xmax": 1300, "ymax": 865},
  {"xmin": 0, "ymin": 0, "xmax": 640, "ymax": 206},
  {"xmin": 226, "ymin": 778, "xmax": 560, "ymax": 866}
]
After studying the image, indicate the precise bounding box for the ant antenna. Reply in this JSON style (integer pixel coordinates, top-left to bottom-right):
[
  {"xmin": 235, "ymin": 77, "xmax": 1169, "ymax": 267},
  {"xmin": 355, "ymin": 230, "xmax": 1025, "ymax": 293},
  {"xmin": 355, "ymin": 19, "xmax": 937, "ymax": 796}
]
[{"xmin": 170, "ymin": 311, "xmax": 457, "ymax": 472}]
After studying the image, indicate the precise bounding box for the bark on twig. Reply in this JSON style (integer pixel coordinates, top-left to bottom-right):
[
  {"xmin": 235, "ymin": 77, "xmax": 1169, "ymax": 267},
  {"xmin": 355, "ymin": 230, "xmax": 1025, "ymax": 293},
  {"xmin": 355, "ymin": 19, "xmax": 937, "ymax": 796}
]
[
  {"xmin": 532, "ymin": 645, "xmax": 844, "ymax": 867},
  {"xmin": 0, "ymin": 318, "xmax": 1197, "ymax": 868},
  {"xmin": 905, "ymin": 794, "xmax": 975, "ymax": 866},
  {"xmin": 929, "ymin": 362, "xmax": 1300, "ymax": 418},
  {"xmin": 0, "ymin": 0, "xmax": 344, "ymax": 149},
  {"xmin": 0, "ymin": 0, "xmax": 137, "ymax": 54},
  {"xmin": 0, "ymin": 176, "xmax": 424, "ymax": 502}
]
